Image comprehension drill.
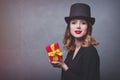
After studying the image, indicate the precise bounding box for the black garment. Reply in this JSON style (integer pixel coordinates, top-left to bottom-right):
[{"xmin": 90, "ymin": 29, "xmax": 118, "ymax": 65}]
[{"xmin": 61, "ymin": 46, "xmax": 100, "ymax": 80}]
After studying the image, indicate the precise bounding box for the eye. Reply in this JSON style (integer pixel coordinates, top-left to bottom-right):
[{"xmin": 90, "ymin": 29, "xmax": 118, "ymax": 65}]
[
  {"xmin": 81, "ymin": 21, "xmax": 87, "ymax": 25},
  {"xmin": 71, "ymin": 21, "xmax": 77, "ymax": 24}
]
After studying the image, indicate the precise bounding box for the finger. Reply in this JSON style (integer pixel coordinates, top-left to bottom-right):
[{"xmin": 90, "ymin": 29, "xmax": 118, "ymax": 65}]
[
  {"xmin": 51, "ymin": 61, "xmax": 59, "ymax": 64},
  {"xmin": 58, "ymin": 60, "xmax": 63, "ymax": 62}
]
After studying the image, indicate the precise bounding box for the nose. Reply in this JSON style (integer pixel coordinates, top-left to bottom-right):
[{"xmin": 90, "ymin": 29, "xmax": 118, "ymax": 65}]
[{"xmin": 77, "ymin": 23, "xmax": 81, "ymax": 29}]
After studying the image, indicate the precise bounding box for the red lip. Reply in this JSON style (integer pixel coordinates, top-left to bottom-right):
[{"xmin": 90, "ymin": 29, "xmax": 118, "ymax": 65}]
[{"xmin": 75, "ymin": 30, "xmax": 82, "ymax": 34}]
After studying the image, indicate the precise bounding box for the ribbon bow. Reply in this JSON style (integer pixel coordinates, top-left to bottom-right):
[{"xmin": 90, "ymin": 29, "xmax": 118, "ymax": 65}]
[{"xmin": 48, "ymin": 43, "xmax": 62, "ymax": 61}]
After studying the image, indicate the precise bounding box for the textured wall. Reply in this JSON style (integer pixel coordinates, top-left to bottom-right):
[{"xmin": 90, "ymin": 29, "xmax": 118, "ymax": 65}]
[{"xmin": 0, "ymin": 0, "xmax": 120, "ymax": 80}]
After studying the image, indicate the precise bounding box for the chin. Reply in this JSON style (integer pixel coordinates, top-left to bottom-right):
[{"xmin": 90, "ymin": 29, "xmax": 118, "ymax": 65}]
[{"xmin": 74, "ymin": 36, "xmax": 82, "ymax": 38}]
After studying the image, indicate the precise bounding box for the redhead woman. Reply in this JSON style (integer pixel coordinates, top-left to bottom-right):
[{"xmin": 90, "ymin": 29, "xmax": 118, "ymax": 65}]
[{"xmin": 51, "ymin": 3, "xmax": 100, "ymax": 80}]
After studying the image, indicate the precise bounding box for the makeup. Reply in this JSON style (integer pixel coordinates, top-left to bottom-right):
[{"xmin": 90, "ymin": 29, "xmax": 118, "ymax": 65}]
[{"xmin": 74, "ymin": 30, "xmax": 82, "ymax": 34}]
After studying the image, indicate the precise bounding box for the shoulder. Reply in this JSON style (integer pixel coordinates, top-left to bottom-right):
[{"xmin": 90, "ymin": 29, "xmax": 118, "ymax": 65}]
[
  {"xmin": 85, "ymin": 45, "xmax": 97, "ymax": 52},
  {"xmin": 83, "ymin": 45, "xmax": 99, "ymax": 57}
]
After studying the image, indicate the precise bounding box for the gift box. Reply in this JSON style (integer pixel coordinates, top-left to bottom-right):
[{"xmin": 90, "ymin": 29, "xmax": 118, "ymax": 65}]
[{"xmin": 45, "ymin": 42, "xmax": 63, "ymax": 62}]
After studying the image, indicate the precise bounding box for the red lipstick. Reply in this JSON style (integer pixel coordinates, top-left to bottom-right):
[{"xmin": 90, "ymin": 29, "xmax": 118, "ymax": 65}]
[{"xmin": 75, "ymin": 30, "xmax": 82, "ymax": 34}]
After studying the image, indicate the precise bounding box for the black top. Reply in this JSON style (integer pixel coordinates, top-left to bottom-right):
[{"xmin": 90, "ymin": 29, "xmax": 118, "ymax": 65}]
[{"xmin": 61, "ymin": 46, "xmax": 100, "ymax": 80}]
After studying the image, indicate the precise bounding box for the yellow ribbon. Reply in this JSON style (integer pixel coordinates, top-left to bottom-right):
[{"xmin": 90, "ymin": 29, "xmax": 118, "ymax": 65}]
[{"xmin": 48, "ymin": 43, "xmax": 62, "ymax": 61}]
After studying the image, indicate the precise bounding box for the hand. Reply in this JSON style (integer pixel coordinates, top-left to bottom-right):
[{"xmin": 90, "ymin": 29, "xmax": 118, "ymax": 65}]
[
  {"xmin": 51, "ymin": 61, "xmax": 63, "ymax": 68},
  {"xmin": 51, "ymin": 61, "xmax": 69, "ymax": 71}
]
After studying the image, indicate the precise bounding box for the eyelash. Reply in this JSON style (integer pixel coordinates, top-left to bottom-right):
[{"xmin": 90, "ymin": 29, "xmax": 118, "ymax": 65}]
[
  {"xmin": 82, "ymin": 22, "xmax": 87, "ymax": 24},
  {"xmin": 71, "ymin": 22, "xmax": 76, "ymax": 24}
]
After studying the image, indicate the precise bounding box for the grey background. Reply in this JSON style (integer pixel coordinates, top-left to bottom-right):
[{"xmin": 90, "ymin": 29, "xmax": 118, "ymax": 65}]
[{"xmin": 0, "ymin": 0, "xmax": 120, "ymax": 80}]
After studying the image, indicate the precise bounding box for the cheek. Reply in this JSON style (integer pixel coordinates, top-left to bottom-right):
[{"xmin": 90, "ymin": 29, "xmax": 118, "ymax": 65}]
[
  {"xmin": 82, "ymin": 28, "xmax": 88, "ymax": 35},
  {"xmin": 70, "ymin": 27, "xmax": 75, "ymax": 35},
  {"xmin": 84, "ymin": 30, "xmax": 87, "ymax": 35},
  {"xmin": 70, "ymin": 29, "xmax": 73, "ymax": 36}
]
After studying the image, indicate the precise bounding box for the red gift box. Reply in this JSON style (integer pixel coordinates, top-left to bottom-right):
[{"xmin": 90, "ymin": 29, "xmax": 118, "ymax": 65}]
[{"xmin": 45, "ymin": 42, "xmax": 63, "ymax": 62}]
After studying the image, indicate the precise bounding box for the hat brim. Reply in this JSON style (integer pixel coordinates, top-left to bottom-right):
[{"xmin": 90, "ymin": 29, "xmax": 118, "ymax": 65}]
[{"xmin": 65, "ymin": 16, "xmax": 95, "ymax": 25}]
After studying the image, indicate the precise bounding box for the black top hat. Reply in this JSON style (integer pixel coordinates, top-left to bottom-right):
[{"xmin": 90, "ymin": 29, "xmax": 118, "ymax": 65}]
[{"xmin": 65, "ymin": 3, "xmax": 95, "ymax": 25}]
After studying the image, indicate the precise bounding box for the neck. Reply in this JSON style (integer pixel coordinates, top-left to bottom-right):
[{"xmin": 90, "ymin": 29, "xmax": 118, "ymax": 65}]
[{"xmin": 75, "ymin": 38, "xmax": 82, "ymax": 48}]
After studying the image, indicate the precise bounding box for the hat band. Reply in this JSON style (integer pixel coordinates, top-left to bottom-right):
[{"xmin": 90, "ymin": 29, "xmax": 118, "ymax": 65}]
[{"xmin": 70, "ymin": 12, "xmax": 90, "ymax": 18}]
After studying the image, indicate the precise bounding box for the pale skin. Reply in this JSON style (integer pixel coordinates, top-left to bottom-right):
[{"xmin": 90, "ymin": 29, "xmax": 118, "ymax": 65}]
[{"xmin": 51, "ymin": 19, "xmax": 88, "ymax": 71}]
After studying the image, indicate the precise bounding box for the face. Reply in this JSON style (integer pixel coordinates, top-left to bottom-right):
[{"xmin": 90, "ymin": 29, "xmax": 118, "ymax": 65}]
[{"xmin": 70, "ymin": 19, "xmax": 88, "ymax": 38}]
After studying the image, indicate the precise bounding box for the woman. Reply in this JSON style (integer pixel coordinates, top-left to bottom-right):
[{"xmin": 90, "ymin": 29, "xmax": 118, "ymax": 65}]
[{"xmin": 51, "ymin": 3, "xmax": 100, "ymax": 80}]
